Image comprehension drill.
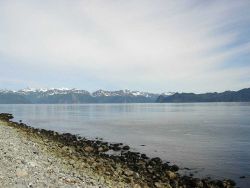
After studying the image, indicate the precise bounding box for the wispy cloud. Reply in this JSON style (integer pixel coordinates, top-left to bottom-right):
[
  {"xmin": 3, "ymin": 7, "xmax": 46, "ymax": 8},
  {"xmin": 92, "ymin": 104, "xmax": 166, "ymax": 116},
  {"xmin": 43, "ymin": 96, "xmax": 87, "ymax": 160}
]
[{"xmin": 0, "ymin": 0, "xmax": 249, "ymax": 92}]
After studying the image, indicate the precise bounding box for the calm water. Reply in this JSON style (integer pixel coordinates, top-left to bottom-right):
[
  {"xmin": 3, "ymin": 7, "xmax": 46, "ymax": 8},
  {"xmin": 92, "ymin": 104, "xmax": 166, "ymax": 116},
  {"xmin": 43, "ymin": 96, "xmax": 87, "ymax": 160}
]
[{"xmin": 0, "ymin": 103, "xmax": 250, "ymax": 187}]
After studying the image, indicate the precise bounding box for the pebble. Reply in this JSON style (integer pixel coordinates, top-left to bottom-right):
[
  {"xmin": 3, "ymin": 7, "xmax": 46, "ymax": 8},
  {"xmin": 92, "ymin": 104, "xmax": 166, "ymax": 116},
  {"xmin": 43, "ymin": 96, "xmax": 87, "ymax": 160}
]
[
  {"xmin": 124, "ymin": 169, "xmax": 134, "ymax": 176},
  {"xmin": 16, "ymin": 168, "xmax": 28, "ymax": 177},
  {"xmin": 166, "ymin": 171, "xmax": 177, "ymax": 180},
  {"xmin": 84, "ymin": 146, "xmax": 94, "ymax": 152},
  {"xmin": 69, "ymin": 159, "xmax": 75, "ymax": 165},
  {"xmin": 133, "ymin": 183, "xmax": 141, "ymax": 188}
]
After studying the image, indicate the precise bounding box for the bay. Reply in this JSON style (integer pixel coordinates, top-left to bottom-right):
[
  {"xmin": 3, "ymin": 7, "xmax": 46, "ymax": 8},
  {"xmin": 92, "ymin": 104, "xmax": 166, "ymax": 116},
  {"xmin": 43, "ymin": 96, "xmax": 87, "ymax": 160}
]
[{"xmin": 0, "ymin": 103, "xmax": 249, "ymax": 187}]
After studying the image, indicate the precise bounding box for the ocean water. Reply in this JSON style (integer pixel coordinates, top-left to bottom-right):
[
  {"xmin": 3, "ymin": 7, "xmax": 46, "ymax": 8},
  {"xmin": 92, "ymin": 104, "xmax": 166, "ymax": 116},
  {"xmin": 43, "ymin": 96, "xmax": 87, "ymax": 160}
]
[{"xmin": 0, "ymin": 103, "xmax": 249, "ymax": 187}]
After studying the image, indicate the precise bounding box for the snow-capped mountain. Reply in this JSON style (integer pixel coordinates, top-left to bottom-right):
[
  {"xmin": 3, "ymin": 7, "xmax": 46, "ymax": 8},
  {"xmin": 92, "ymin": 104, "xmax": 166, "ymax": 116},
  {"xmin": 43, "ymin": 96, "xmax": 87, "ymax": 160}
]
[
  {"xmin": 1, "ymin": 88, "xmax": 158, "ymax": 97},
  {"xmin": 0, "ymin": 89, "xmax": 14, "ymax": 94},
  {"xmin": 92, "ymin": 89, "xmax": 158, "ymax": 98},
  {"xmin": 17, "ymin": 88, "xmax": 90, "ymax": 96},
  {"xmin": 0, "ymin": 88, "xmax": 161, "ymax": 104}
]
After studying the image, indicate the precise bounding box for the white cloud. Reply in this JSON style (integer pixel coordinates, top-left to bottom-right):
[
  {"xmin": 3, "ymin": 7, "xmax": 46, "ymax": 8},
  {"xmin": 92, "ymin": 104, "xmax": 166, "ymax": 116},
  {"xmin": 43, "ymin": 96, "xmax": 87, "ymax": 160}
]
[{"xmin": 0, "ymin": 0, "xmax": 249, "ymax": 92}]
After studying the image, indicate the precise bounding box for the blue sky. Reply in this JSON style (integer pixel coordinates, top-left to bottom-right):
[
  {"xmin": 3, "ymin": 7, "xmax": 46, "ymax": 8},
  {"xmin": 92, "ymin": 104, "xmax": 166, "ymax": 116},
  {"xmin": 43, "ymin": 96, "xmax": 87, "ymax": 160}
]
[{"xmin": 0, "ymin": 0, "xmax": 250, "ymax": 93}]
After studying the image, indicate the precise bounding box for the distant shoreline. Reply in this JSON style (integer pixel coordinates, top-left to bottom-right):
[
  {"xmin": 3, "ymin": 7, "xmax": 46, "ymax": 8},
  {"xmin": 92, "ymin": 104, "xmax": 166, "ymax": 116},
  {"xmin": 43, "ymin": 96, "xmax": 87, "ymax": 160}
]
[{"xmin": 0, "ymin": 113, "xmax": 238, "ymax": 188}]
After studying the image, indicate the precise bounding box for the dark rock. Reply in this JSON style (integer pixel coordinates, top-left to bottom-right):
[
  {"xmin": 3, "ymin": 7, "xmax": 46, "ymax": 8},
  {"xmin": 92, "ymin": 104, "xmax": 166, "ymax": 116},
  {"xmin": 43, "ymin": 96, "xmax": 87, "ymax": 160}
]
[
  {"xmin": 95, "ymin": 140, "xmax": 101, "ymax": 145},
  {"xmin": 113, "ymin": 146, "xmax": 121, "ymax": 151},
  {"xmin": 141, "ymin": 154, "xmax": 149, "ymax": 160},
  {"xmin": 0, "ymin": 113, "xmax": 14, "ymax": 121},
  {"xmin": 151, "ymin": 157, "xmax": 162, "ymax": 164},
  {"xmin": 226, "ymin": 179, "xmax": 236, "ymax": 186},
  {"xmin": 123, "ymin": 145, "xmax": 130, "ymax": 150},
  {"xmin": 162, "ymin": 162, "xmax": 170, "ymax": 170},
  {"xmin": 192, "ymin": 178, "xmax": 203, "ymax": 188},
  {"xmin": 215, "ymin": 180, "xmax": 224, "ymax": 187},
  {"xmin": 170, "ymin": 165, "xmax": 179, "ymax": 172}
]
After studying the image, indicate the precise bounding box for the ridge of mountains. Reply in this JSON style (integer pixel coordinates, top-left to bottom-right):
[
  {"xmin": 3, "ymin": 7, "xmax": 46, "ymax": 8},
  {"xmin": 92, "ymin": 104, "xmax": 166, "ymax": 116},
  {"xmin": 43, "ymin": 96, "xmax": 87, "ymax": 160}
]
[
  {"xmin": 156, "ymin": 88, "xmax": 250, "ymax": 103},
  {"xmin": 0, "ymin": 88, "xmax": 162, "ymax": 104},
  {"xmin": 0, "ymin": 87, "xmax": 250, "ymax": 104}
]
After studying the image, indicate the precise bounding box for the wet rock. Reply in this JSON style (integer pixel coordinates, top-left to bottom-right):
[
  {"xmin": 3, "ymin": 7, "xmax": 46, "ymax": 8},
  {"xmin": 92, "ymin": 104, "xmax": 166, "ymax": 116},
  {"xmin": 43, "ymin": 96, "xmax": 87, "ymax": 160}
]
[
  {"xmin": 213, "ymin": 180, "xmax": 224, "ymax": 187},
  {"xmin": 113, "ymin": 146, "xmax": 121, "ymax": 151},
  {"xmin": 170, "ymin": 180, "xmax": 178, "ymax": 188},
  {"xmin": 162, "ymin": 162, "xmax": 170, "ymax": 170},
  {"xmin": 192, "ymin": 178, "xmax": 203, "ymax": 188},
  {"xmin": 141, "ymin": 154, "xmax": 149, "ymax": 159},
  {"xmin": 0, "ymin": 113, "xmax": 14, "ymax": 121},
  {"xmin": 149, "ymin": 157, "xmax": 162, "ymax": 165},
  {"xmin": 169, "ymin": 165, "xmax": 179, "ymax": 172},
  {"xmin": 123, "ymin": 145, "xmax": 130, "ymax": 150}
]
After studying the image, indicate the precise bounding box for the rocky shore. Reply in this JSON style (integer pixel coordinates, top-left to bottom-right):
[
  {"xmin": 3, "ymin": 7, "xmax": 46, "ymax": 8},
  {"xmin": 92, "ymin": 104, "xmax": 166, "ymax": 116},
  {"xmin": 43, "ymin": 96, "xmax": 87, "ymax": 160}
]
[{"xmin": 0, "ymin": 113, "xmax": 236, "ymax": 188}]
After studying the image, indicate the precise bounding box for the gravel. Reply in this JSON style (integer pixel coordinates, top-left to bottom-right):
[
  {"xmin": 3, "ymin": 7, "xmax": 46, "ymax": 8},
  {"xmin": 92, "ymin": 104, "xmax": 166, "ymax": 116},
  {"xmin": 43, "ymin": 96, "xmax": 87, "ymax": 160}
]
[{"xmin": 0, "ymin": 122, "xmax": 109, "ymax": 188}]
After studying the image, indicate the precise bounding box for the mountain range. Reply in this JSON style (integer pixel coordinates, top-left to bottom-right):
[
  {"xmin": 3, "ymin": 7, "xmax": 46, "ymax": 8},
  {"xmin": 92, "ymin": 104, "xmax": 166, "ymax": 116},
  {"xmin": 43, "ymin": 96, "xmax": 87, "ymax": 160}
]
[
  {"xmin": 156, "ymin": 88, "xmax": 250, "ymax": 103},
  {"xmin": 0, "ymin": 88, "xmax": 161, "ymax": 104},
  {"xmin": 0, "ymin": 87, "xmax": 250, "ymax": 104}
]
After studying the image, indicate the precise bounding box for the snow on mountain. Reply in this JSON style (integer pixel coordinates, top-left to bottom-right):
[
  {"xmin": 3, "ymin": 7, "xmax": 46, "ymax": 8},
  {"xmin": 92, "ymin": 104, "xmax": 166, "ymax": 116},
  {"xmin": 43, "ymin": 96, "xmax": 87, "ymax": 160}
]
[
  {"xmin": 18, "ymin": 88, "xmax": 38, "ymax": 93},
  {"xmin": 0, "ymin": 89, "xmax": 15, "ymax": 94},
  {"xmin": 92, "ymin": 89, "xmax": 158, "ymax": 97},
  {"xmin": 16, "ymin": 88, "xmax": 90, "ymax": 96},
  {"xmin": 0, "ymin": 88, "xmax": 161, "ymax": 98},
  {"xmin": 0, "ymin": 88, "xmax": 163, "ymax": 103},
  {"xmin": 92, "ymin": 90, "xmax": 114, "ymax": 97},
  {"xmin": 161, "ymin": 92, "xmax": 176, "ymax": 96}
]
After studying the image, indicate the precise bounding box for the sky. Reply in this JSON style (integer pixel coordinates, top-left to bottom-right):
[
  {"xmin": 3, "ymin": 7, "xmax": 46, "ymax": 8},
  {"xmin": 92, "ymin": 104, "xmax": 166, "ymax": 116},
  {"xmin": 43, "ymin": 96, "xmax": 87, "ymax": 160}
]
[{"xmin": 0, "ymin": 0, "xmax": 250, "ymax": 93}]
